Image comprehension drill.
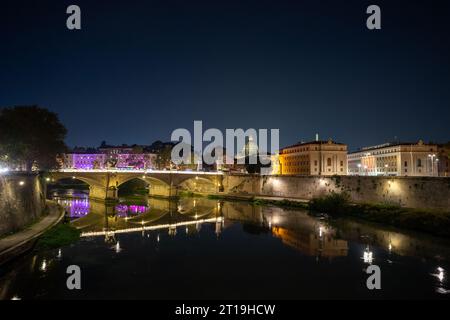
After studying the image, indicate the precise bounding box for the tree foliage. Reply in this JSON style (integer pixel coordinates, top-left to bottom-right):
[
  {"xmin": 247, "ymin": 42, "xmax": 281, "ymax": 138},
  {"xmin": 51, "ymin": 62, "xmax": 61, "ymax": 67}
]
[
  {"xmin": 155, "ymin": 145, "xmax": 173, "ymax": 169},
  {"xmin": 0, "ymin": 105, "xmax": 67, "ymax": 171}
]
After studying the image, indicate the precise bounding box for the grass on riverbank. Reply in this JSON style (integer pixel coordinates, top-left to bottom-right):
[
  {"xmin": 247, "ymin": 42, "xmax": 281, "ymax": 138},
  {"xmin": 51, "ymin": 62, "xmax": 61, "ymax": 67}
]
[
  {"xmin": 309, "ymin": 192, "xmax": 450, "ymax": 238},
  {"xmin": 252, "ymin": 198, "xmax": 309, "ymax": 209},
  {"xmin": 36, "ymin": 223, "xmax": 81, "ymax": 250},
  {"xmin": 199, "ymin": 192, "xmax": 450, "ymax": 238}
]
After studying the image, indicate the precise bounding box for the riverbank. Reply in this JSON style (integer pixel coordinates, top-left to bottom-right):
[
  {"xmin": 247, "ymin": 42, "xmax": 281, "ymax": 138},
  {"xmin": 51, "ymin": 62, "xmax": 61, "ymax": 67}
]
[
  {"xmin": 177, "ymin": 192, "xmax": 450, "ymax": 238},
  {"xmin": 0, "ymin": 200, "xmax": 65, "ymax": 266}
]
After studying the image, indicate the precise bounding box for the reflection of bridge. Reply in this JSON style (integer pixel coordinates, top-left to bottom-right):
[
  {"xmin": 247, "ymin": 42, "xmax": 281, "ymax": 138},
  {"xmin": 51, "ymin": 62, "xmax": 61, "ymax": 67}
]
[
  {"xmin": 50, "ymin": 169, "xmax": 224, "ymax": 200},
  {"xmin": 80, "ymin": 216, "xmax": 223, "ymax": 238}
]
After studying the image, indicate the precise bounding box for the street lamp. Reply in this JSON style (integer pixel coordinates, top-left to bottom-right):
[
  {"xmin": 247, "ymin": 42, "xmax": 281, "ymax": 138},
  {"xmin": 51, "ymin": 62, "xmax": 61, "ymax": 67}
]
[
  {"xmin": 428, "ymin": 154, "xmax": 437, "ymax": 175},
  {"xmin": 384, "ymin": 164, "xmax": 389, "ymax": 176}
]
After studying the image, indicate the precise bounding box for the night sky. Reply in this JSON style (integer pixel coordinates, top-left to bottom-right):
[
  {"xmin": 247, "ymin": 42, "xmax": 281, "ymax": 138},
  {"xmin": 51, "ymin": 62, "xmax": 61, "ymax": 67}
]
[{"xmin": 1, "ymin": 0, "xmax": 449, "ymax": 151}]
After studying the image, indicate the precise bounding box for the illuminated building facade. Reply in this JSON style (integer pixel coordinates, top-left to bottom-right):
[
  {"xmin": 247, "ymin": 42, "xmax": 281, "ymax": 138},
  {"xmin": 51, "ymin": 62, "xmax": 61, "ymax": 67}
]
[
  {"xmin": 62, "ymin": 153, "xmax": 106, "ymax": 170},
  {"xmin": 348, "ymin": 140, "xmax": 439, "ymax": 176},
  {"xmin": 62, "ymin": 144, "xmax": 157, "ymax": 170},
  {"xmin": 279, "ymin": 138, "xmax": 348, "ymax": 175},
  {"xmin": 438, "ymin": 143, "xmax": 450, "ymax": 177}
]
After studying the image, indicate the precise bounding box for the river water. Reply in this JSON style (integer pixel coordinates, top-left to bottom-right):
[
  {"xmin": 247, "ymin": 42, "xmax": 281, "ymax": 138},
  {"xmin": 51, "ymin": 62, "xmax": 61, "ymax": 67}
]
[{"xmin": 0, "ymin": 190, "xmax": 449, "ymax": 299}]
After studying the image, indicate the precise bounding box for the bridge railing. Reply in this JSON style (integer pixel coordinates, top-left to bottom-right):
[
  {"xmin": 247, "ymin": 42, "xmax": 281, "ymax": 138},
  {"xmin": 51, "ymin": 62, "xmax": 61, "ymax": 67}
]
[{"xmin": 53, "ymin": 169, "xmax": 223, "ymax": 175}]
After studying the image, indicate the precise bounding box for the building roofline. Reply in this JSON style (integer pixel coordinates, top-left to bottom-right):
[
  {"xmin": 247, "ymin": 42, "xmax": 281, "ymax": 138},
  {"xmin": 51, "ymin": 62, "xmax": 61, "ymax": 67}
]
[
  {"xmin": 281, "ymin": 140, "xmax": 346, "ymax": 150},
  {"xmin": 349, "ymin": 141, "xmax": 437, "ymax": 154}
]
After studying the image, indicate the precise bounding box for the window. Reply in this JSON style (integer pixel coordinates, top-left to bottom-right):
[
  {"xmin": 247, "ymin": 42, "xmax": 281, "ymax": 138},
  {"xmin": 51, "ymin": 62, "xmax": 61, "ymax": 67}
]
[
  {"xmin": 327, "ymin": 158, "xmax": 331, "ymax": 166},
  {"xmin": 417, "ymin": 159, "xmax": 422, "ymax": 167},
  {"xmin": 340, "ymin": 160, "xmax": 344, "ymax": 166},
  {"xmin": 314, "ymin": 160, "xmax": 318, "ymax": 166},
  {"xmin": 404, "ymin": 161, "xmax": 408, "ymax": 167}
]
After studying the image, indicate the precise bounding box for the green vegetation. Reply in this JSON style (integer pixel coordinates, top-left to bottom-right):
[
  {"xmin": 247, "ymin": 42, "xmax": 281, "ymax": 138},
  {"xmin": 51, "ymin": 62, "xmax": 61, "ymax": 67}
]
[
  {"xmin": 36, "ymin": 223, "xmax": 81, "ymax": 250},
  {"xmin": 309, "ymin": 192, "xmax": 351, "ymax": 215},
  {"xmin": 344, "ymin": 204, "xmax": 450, "ymax": 238},
  {"xmin": 252, "ymin": 198, "xmax": 309, "ymax": 209},
  {"xmin": 307, "ymin": 192, "xmax": 450, "ymax": 237},
  {"xmin": 203, "ymin": 191, "xmax": 450, "ymax": 237},
  {"xmin": 0, "ymin": 105, "xmax": 67, "ymax": 172},
  {"xmin": 206, "ymin": 194, "xmax": 222, "ymax": 200},
  {"xmin": 179, "ymin": 191, "xmax": 196, "ymax": 197}
]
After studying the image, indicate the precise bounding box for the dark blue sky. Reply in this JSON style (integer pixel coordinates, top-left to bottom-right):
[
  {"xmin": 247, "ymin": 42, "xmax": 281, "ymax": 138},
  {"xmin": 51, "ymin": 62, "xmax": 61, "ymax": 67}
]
[{"xmin": 1, "ymin": 0, "xmax": 449, "ymax": 151}]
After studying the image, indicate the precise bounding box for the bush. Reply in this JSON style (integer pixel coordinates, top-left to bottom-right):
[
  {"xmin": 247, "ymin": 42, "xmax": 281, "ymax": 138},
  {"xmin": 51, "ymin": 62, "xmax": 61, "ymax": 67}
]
[
  {"xmin": 36, "ymin": 223, "xmax": 81, "ymax": 250},
  {"xmin": 309, "ymin": 192, "xmax": 351, "ymax": 215}
]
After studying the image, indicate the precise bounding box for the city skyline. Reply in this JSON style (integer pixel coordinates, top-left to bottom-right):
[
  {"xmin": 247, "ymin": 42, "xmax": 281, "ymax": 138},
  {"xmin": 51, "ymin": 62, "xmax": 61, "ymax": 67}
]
[{"xmin": 1, "ymin": 0, "xmax": 449, "ymax": 150}]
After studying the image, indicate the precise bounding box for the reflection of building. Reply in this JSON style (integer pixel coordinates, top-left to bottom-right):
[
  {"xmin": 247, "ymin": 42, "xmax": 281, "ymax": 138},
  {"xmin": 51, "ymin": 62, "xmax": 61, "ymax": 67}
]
[
  {"xmin": 272, "ymin": 227, "xmax": 348, "ymax": 258},
  {"xmin": 438, "ymin": 143, "xmax": 450, "ymax": 177},
  {"xmin": 58, "ymin": 198, "xmax": 90, "ymax": 218},
  {"xmin": 279, "ymin": 137, "xmax": 347, "ymax": 175},
  {"xmin": 348, "ymin": 140, "xmax": 439, "ymax": 176}
]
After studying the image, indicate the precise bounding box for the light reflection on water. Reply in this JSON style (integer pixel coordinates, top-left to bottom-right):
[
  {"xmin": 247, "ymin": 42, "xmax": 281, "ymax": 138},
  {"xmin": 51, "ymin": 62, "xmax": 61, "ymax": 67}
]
[
  {"xmin": 1, "ymin": 193, "xmax": 450, "ymax": 299},
  {"xmin": 54, "ymin": 191, "xmax": 149, "ymax": 219}
]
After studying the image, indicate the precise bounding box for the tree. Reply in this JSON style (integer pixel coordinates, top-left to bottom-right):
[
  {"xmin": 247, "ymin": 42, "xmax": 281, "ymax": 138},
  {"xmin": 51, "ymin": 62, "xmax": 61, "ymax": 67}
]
[
  {"xmin": 0, "ymin": 106, "xmax": 67, "ymax": 172},
  {"xmin": 155, "ymin": 145, "xmax": 173, "ymax": 170}
]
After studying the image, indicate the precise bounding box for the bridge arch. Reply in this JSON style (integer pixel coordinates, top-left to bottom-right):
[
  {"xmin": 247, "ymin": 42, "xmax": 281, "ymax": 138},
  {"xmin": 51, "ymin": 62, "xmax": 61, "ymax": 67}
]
[
  {"xmin": 51, "ymin": 176, "xmax": 94, "ymax": 187},
  {"xmin": 116, "ymin": 175, "xmax": 169, "ymax": 189},
  {"xmin": 178, "ymin": 176, "xmax": 218, "ymax": 194},
  {"xmin": 115, "ymin": 175, "xmax": 174, "ymax": 198},
  {"xmin": 49, "ymin": 171, "xmax": 224, "ymax": 200}
]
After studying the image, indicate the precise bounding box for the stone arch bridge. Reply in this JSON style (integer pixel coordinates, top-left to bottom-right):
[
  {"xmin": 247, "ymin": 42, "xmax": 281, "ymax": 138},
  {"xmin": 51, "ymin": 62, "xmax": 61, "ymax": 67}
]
[{"xmin": 49, "ymin": 170, "xmax": 224, "ymax": 201}]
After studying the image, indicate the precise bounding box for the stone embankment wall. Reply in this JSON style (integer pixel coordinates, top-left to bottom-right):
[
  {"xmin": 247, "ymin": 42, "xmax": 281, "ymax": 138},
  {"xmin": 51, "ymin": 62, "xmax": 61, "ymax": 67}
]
[
  {"xmin": 0, "ymin": 174, "xmax": 46, "ymax": 237},
  {"xmin": 222, "ymin": 174, "xmax": 450, "ymax": 210}
]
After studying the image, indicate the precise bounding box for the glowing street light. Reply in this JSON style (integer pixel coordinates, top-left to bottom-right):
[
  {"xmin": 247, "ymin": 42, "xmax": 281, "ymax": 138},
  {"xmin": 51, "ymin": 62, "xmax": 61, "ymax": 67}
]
[
  {"xmin": 428, "ymin": 154, "xmax": 438, "ymax": 175},
  {"xmin": 437, "ymin": 267, "xmax": 445, "ymax": 283},
  {"xmin": 363, "ymin": 247, "xmax": 373, "ymax": 264},
  {"xmin": 40, "ymin": 259, "xmax": 47, "ymax": 272}
]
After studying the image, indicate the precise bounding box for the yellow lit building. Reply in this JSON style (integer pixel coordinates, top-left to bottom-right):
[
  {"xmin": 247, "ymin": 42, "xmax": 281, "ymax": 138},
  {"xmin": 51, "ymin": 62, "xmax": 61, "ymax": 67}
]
[
  {"xmin": 438, "ymin": 143, "xmax": 450, "ymax": 177},
  {"xmin": 279, "ymin": 139, "xmax": 348, "ymax": 175},
  {"xmin": 348, "ymin": 140, "xmax": 439, "ymax": 176}
]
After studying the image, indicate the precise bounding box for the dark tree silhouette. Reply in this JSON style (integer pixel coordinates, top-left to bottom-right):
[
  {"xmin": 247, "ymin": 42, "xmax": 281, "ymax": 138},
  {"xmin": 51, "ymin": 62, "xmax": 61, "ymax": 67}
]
[
  {"xmin": 155, "ymin": 145, "xmax": 173, "ymax": 169},
  {"xmin": 0, "ymin": 105, "xmax": 67, "ymax": 172}
]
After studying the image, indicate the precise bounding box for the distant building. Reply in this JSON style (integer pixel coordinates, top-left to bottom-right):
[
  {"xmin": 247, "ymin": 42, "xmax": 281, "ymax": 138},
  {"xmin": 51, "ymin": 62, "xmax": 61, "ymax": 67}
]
[
  {"xmin": 62, "ymin": 152, "xmax": 106, "ymax": 170},
  {"xmin": 279, "ymin": 138, "xmax": 348, "ymax": 176},
  {"xmin": 348, "ymin": 140, "xmax": 439, "ymax": 176},
  {"xmin": 98, "ymin": 143, "xmax": 140, "ymax": 155},
  {"xmin": 233, "ymin": 136, "xmax": 272, "ymax": 174},
  {"xmin": 438, "ymin": 143, "xmax": 450, "ymax": 177},
  {"xmin": 62, "ymin": 143, "xmax": 157, "ymax": 170}
]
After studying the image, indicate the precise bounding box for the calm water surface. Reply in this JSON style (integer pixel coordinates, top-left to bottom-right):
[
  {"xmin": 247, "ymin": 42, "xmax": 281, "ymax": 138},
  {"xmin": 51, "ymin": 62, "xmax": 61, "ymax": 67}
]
[{"xmin": 0, "ymin": 189, "xmax": 449, "ymax": 299}]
